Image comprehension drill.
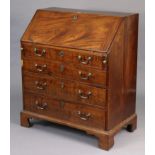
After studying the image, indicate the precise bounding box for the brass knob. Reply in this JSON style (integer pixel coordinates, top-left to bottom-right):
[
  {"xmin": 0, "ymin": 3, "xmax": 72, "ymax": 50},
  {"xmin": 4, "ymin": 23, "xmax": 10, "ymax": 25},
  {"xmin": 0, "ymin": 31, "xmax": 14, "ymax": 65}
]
[
  {"xmin": 21, "ymin": 47, "xmax": 23, "ymax": 51},
  {"xmin": 35, "ymin": 81, "xmax": 47, "ymax": 90},
  {"xmin": 35, "ymin": 100, "xmax": 47, "ymax": 110},
  {"xmin": 102, "ymin": 60, "xmax": 107, "ymax": 64}
]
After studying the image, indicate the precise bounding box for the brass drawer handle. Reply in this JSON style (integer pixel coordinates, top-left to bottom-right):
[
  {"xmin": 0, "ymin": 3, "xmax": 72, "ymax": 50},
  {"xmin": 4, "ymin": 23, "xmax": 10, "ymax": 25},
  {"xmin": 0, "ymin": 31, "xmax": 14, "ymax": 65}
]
[
  {"xmin": 34, "ymin": 48, "xmax": 46, "ymax": 57},
  {"xmin": 35, "ymin": 100, "xmax": 47, "ymax": 110},
  {"xmin": 77, "ymin": 111, "xmax": 91, "ymax": 121},
  {"xmin": 78, "ymin": 89, "xmax": 92, "ymax": 99},
  {"xmin": 35, "ymin": 81, "xmax": 47, "ymax": 90},
  {"xmin": 102, "ymin": 60, "xmax": 107, "ymax": 64},
  {"xmin": 35, "ymin": 64, "xmax": 47, "ymax": 72},
  {"xmin": 78, "ymin": 55, "xmax": 92, "ymax": 65},
  {"xmin": 60, "ymin": 64, "xmax": 64, "ymax": 72},
  {"xmin": 78, "ymin": 71, "xmax": 92, "ymax": 80}
]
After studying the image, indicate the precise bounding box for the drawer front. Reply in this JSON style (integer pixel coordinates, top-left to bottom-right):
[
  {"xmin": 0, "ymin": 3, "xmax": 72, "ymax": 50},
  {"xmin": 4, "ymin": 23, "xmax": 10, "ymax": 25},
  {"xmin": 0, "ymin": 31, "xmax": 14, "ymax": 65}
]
[
  {"xmin": 21, "ymin": 43, "xmax": 72, "ymax": 62},
  {"xmin": 54, "ymin": 79, "xmax": 106, "ymax": 107},
  {"xmin": 21, "ymin": 43, "xmax": 107, "ymax": 70},
  {"xmin": 23, "ymin": 59, "xmax": 106, "ymax": 86},
  {"xmin": 23, "ymin": 74, "xmax": 50, "ymax": 95},
  {"xmin": 72, "ymin": 51, "xmax": 107, "ymax": 70},
  {"xmin": 24, "ymin": 92, "xmax": 106, "ymax": 130},
  {"xmin": 23, "ymin": 73, "xmax": 106, "ymax": 107}
]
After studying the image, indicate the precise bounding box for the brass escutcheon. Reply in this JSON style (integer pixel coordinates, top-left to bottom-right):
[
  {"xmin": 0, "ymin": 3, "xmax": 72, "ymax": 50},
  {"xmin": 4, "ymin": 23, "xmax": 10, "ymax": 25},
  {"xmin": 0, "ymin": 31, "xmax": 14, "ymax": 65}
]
[
  {"xmin": 72, "ymin": 15, "xmax": 78, "ymax": 20},
  {"xmin": 61, "ymin": 82, "xmax": 64, "ymax": 89},
  {"xmin": 60, "ymin": 64, "xmax": 64, "ymax": 72},
  {"xmin": 60, "ymin": 101, "xmax": 65, "ymax": 108}
]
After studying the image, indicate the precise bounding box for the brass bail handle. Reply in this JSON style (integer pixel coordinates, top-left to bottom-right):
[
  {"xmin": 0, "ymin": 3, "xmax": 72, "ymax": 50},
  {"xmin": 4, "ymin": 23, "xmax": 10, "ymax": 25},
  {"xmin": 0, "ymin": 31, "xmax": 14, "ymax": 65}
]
[
  {"xmin": 34, "ymin": 48, "xmax": 46, "ymax": 57},
  {"xmin": 78, "ymin": 71, "xmax": 92, "ymax": 80},
  {"xmin": 78, "ymin": 89, "xmax": 92, "ymax": 99},
  {"xmin": 78, "ymin": 55, "xmax": 92, "ymax": 65},
  {"xmin": 35, "ymin": 81, "xmax": 47, "ymax": 90},
  {"xmin": 72, "ymin": 15, "xmax": 78, "ymax": 21},
  {"xmin": 35, "ymin": 100, "xmax": 47, "ymax": 110},
  {"xmin": 35, "ymin": 64, "xmax": 47, "ymax": 72},
  {"xmin": 77, "ymin": 111, "xmax": 91, "ymax": 121}
]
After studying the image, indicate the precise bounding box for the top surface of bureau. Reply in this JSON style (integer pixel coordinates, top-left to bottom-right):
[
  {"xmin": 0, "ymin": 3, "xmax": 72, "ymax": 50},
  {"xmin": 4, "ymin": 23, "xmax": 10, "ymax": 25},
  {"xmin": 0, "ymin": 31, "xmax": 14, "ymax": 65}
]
[{"xmin": 21, "ymin": 7, "xmax": 127, "ymax": 52}]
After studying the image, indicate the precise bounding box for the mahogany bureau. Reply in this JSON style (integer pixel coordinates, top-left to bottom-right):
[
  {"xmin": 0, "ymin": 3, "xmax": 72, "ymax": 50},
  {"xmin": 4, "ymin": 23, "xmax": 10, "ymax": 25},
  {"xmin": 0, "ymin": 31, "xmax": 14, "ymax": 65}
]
[{"xmin": 20, "ymin": 7, "xmax": 138, "ymax": 150}]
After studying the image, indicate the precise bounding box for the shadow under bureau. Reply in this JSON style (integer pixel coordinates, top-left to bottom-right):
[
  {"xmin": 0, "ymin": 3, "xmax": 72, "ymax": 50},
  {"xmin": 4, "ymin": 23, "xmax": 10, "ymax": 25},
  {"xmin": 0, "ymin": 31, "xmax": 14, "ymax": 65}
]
[{"xmin": 20, "ymin": 7, "xmax": 138, "ymax": 150}]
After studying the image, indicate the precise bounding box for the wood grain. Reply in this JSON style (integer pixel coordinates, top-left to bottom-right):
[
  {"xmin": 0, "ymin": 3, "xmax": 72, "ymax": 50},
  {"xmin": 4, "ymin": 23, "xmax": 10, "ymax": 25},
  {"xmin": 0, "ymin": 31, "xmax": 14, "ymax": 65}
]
[
  {"xmin": 21, "ymin": 9, "xmax": 123, "ymax": 52},
  {"xmin": 20, "ymin": 8, "xmax": 138, "ymax": 150},
  {"xmin": 21, "ymin": 42, "xmax": 107, "ymax": 70},
  {"xmin": 23, "ymin": 72, "xmax": 106, "ymax": 107},
  {"xmin": 24, "ymin": 92, "xmax": 106, "ymax": 130}
]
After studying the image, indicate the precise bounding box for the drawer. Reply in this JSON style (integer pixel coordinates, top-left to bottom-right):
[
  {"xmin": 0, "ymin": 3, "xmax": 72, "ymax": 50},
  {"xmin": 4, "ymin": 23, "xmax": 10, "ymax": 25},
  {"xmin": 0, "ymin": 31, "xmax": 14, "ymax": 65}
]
[
  {"xmin": 21, "ymin": 43, "xmax": 72, "ymax": 62},
  {"xmin": 23, "ymin": 73, "xmax": 106, "ymax": 107},
  {"xmin": 24, "ymin": 92, "xmax": 106, "ymax": 130},
  {"xmin": 23, "ymin": 74, "xmax": 50, "ymax": 95},
  {"xmin": 23, "ymin": 59, "xmax": 106, "ymax": 86},
  {"xmin": 72, "ymin": 51, "xmax": 107, "ymax": 70},
  {"xmin": 53, "ymin": 79, "xmax": 106, "ymax": 107},
  {"xmin": 21, "ymin": 43, "xmax": 107, "ymax": 70}
]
